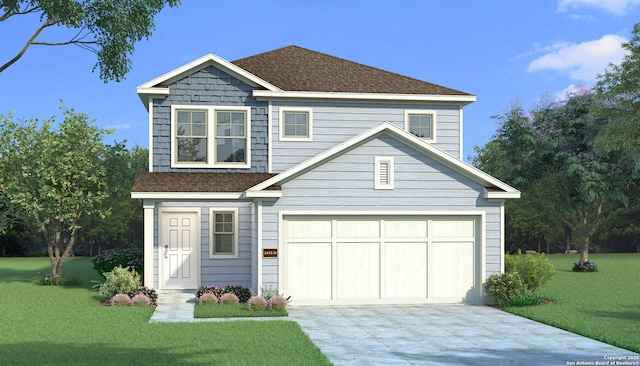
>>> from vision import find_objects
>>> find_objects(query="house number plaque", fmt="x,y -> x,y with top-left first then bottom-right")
263,249 -> 278,258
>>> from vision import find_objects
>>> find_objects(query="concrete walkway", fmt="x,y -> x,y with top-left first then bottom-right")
150,293 -> 638,365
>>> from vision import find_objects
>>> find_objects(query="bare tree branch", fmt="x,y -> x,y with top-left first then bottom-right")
0,18 -> 55,73
0,4 -> 40,22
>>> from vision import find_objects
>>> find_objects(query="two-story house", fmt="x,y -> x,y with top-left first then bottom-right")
132,45 -> 519,305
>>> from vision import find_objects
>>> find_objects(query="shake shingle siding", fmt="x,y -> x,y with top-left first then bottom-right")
271,102 -> 461,172
260,134 -> 503,291
151,66 -> 269,172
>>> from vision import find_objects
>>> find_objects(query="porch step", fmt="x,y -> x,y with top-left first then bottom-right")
156,290 -> 196,304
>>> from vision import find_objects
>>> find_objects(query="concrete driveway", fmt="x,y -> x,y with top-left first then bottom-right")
288,305 -> 638,366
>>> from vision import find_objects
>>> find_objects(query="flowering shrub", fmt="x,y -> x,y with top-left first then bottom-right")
197,293 -> 219,305
573,260 -> 598,272
247,296 -> 268,311
109,293 -> 131,307
485,272 -> 529,307
196,285 -> 224,299
36,271 -> 61,286
268,295 -> 289,311
92,248 -> 143,278
130,294 -> 152,307
128,286 -> 158,306
220,293 -> 239,305
98,266 -> 141,300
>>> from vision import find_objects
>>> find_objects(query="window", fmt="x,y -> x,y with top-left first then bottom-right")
171,106 -> 251,168
176,110 -> 207,163
374,157 -> 394,190
405,110 -> 436,142
215,110 -> 247,163
210,208 -> 238,258
280,108 -> 313,141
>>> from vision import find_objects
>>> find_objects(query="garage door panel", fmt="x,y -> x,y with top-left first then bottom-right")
430,241 -> 475,300
384,219 -> 428,238
336,242 -> 380,299
336,220 -> 380,238
431,218 -> 475,239
285,242 -> 332,301
383,242 -> 427,298
286,218 -> 332,239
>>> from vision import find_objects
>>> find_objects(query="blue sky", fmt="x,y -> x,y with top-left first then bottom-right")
1,0 -> 639,162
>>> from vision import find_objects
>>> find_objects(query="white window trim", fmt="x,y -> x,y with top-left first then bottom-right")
374,156 -> 394,190
279,107 -> 313,141
209,207 -> 239,259
405,109 -> 437,143
171,105 -> 251,169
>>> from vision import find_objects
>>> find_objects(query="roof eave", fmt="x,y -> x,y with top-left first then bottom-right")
252,90 -> 476,105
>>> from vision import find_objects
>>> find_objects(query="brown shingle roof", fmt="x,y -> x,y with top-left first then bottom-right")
232,45 -> 471,96
132,172 -> 280,193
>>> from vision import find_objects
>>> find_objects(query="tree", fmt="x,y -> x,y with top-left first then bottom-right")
487,90 -> 638,263
1,0 -> 180,82
595,22 -> 640,155
0,108 -> 111,277
78,143 -> 148,253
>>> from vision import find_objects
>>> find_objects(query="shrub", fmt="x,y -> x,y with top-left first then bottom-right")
247,296 -> 267,311
224,285 -> 252,303
195,285 -> 252,302
268,295 -> 289,311
128,286 -> 158,306
92,248 -> 143,278
197,293 -> 219,305
130,294 -> 152,307
98,266 -> 141,300
36,271 -> 61,286
505,250 -> 555,291
109,293 -> 131,307
220,293 -> 239,305
485,272 -> 528,307
573,260 -> 598,272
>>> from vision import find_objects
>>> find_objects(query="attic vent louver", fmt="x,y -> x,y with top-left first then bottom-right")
374,157 -> 394,190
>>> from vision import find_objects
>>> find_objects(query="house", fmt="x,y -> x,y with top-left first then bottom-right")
131,45 -> 520,306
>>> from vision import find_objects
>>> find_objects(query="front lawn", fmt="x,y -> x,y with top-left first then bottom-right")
505,253 -> 640,353
0,257 -> 330,366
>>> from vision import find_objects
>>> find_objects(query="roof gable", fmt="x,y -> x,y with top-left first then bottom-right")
232,46 -> 472,96
247,122 -> 520,199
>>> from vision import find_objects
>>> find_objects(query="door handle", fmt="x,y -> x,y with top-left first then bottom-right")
164,245 -> 168,258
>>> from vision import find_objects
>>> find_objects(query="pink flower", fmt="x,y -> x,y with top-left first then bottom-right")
268,295 -> 289,311
219,292 -> 239,305
109,293 -> 131,307
197,293 -> 219,305
247,296 -> 267,311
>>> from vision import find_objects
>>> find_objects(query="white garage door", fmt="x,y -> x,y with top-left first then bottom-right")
282,215 -> 481,306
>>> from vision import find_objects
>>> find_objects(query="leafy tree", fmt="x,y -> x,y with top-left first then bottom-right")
487,90 -> 638,263
0,108 -> 111,277
595,22 -> 640,155
78,143 -> 148,253
1,0 -> 181,82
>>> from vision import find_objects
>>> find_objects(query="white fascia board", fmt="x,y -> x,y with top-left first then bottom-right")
131,192 -> 244,200
249,121 -> 520,198
136,53 -> 282,108
485,189 -> 521,199
252,90 -> 476,105
241,190 -> 283,199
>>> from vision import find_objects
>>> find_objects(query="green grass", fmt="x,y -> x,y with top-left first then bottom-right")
505,253 -> 640,353
0,257 -> 331,366
194,302 -> 288,318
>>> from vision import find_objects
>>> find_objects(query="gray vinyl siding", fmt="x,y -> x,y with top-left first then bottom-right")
151,66 -> 269,172
271,102 -> 462,172
153,201 -> 254,289
260,133 -> 503,291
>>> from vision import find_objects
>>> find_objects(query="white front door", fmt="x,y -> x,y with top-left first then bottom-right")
160,211 -> 199,289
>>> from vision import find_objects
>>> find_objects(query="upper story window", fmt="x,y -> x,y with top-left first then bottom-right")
280,108 -> 313,141
171,105 -> 251,168
405,110 -> 436,142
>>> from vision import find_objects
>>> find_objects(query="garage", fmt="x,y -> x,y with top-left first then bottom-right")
282,215 -> 483,306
